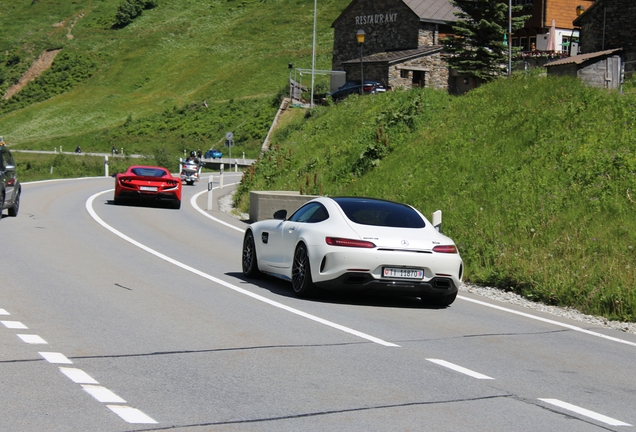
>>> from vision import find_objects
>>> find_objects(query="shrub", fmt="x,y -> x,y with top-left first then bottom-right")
114,0 -> 158,28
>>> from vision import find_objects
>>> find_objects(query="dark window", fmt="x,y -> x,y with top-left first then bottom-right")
289,202 -> 329,223
400,69 -> 409,78
131,168 -> 168,177
412,71 -> 425,87
334,197 -> 425,228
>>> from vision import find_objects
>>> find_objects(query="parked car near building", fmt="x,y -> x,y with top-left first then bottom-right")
329,80 -> 388,101
0,144 -> 21,218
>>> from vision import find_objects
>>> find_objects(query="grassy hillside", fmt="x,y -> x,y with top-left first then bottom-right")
0,0 -> 347,153
236,75 -> 636,322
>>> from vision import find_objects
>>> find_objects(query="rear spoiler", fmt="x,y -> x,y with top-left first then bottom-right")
432,210 -> 442,233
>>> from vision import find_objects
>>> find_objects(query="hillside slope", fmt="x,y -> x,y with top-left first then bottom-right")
236,76 -> 636,322
0,0 -> 347,145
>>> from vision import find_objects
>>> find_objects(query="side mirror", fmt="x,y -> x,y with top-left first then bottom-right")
273,209 -> 287,220
4,164 -> 16,173
432,210 -> 442,233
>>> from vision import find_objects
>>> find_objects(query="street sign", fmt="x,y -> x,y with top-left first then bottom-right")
225,132 -> 233,140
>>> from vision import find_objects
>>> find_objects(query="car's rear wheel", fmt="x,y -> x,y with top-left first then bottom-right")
8,190 -> 20,217
172,200 -> 181,210
425,292 -> 457,307
292,243 -> 316,298
242,230 -> 263,278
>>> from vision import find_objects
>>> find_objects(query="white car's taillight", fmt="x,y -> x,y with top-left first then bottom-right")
326,237 -> 376,248
433,245 -> 458,254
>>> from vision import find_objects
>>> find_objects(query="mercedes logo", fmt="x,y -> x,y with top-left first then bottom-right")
401,240 -> 409,247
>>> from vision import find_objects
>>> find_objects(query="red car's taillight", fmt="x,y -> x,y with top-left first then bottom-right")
433,245 -> 458,254
326,237 -> 376,248
363,85 -> 374,91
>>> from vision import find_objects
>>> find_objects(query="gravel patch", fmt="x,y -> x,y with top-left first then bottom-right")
218,190 -> 249,220
218,191 -> 635,335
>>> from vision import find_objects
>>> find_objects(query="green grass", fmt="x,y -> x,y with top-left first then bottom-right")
236,75 -> 636,322
0,0 -> 347,147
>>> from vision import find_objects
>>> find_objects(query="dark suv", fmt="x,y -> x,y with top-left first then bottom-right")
0,145 -> 21,218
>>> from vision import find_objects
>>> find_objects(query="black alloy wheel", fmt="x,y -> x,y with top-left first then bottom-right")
291,243 -> 316,297
242,231 -> 262,278
424,291 -> 457,307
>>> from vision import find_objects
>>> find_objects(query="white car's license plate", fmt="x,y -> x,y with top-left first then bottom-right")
383,267 -> 424,279
140,186 -> 158,191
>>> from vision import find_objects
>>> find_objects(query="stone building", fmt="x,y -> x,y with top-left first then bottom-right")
331,0 -> 461,92
573,0 -> 636,73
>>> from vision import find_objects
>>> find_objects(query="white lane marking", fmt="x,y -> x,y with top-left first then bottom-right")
459,296 -> 636,348
1,320 -> 28,329
0,308 -> 9,315
426,358 -> 494,380
82,385 -> 127,403
39,352 -> 73,364
107,405 -> 158,424
18,334 -> 47,344
190,180 -> 245,233
59,367 -> 99,384
87,189 -> 399,348
539,398 -> 632,427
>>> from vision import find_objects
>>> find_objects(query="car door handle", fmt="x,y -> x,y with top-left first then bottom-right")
288,227 -> 295,233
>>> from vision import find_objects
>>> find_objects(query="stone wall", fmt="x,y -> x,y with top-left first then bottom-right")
577,0 -> 636,69
249,191 -> 318,223
388,52 -> 449,91
332,0 -> 419,69
418,23 -> 437,46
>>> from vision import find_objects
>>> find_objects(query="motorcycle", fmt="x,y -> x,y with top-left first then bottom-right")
180,158 -> 201,185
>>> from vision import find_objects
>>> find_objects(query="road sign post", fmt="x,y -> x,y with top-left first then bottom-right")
225,132 -> 234,160
207,175 -> 214,211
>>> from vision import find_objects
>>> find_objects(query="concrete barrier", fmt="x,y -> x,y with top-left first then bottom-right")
249,191 -> 319,222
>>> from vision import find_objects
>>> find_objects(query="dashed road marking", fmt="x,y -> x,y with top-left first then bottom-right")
107,405 -> 158,424
82,385 -> 127,403
539,398 -> 632,427
39,351 -> 73,364
17,334 -> 47,344
2,320 -> 28,329
0,308 -> 10,315
59,367 -> 99,384
426,358 -> 494,380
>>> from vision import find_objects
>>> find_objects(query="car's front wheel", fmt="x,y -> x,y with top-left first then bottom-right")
291,243 -> 316,298
242,230 -> 263,278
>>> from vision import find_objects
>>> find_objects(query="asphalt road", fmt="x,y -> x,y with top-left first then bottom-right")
1,176 -> 635,431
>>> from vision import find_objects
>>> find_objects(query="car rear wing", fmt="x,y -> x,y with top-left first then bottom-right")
432,210 -> 442,233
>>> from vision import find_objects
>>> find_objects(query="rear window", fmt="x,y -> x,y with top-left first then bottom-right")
334,197 -> 425,228
131,168 -> 167,177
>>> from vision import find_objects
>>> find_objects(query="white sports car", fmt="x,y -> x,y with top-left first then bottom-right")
242,196 -> 463,306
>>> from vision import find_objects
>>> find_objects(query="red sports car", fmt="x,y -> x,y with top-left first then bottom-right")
114,165 -> 182,209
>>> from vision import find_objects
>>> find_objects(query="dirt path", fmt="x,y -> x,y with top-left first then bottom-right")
3,11 -> 85,100
2,49 -> 62,100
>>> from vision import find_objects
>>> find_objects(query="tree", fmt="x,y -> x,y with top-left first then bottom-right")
443,0 -> 530,81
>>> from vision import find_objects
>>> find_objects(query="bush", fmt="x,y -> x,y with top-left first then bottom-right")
114,0 -> 158,28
